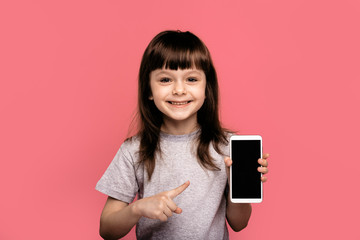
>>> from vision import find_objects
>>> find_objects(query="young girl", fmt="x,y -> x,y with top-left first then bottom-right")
96,30 -> 269,240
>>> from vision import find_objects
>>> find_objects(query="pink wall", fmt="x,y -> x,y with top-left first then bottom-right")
1,0 -> 359,239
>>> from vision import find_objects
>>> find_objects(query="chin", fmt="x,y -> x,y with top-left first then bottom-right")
163,112 -> 196,122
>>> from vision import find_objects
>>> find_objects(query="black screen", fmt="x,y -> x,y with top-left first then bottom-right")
231,140 -> 261,198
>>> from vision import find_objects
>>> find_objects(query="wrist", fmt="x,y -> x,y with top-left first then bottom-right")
130,199 -> 142,218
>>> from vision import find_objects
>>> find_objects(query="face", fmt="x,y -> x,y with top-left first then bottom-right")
149,68 -> 206,128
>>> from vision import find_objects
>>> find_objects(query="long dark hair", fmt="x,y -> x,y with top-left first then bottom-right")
135,30 -> 229,180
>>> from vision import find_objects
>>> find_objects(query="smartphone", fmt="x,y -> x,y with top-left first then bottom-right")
230,135 -> 263,203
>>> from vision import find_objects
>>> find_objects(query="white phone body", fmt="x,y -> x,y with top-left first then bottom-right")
230,135 -> 263,203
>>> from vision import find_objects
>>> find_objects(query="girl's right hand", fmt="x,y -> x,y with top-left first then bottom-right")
133,181 -> 190,222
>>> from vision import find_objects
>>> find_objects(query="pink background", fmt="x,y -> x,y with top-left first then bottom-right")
1,0 -> 359,239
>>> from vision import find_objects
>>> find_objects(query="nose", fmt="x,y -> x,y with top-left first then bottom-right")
172,80 -> 187,95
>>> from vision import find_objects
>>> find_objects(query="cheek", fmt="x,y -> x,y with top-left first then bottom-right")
151,88 -> 170,110
198,85 -> 207,100
194,87 -> 206,108
151,88 -> 167,100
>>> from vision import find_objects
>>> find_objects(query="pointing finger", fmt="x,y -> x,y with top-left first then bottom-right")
167,181 -> 190,199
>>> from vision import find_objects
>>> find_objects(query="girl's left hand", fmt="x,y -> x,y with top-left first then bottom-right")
224,153 -> 270,183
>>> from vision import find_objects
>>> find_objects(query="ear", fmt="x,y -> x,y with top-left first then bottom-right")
149,95 -> 154,100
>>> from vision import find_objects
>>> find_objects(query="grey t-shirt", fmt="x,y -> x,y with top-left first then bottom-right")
96,130 -> 230,240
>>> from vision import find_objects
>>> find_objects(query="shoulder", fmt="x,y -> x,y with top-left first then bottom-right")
122,134 -> 141,150
216,129 -> 236,156
116,135 -> 141,164
220,129 -> 235,146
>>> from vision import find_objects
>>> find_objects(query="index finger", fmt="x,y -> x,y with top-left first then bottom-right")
167,181 -> 190,199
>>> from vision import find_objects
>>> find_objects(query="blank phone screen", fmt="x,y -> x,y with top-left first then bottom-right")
231,140 -> 261,199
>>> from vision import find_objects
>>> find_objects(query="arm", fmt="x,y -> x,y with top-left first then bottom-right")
99,197 -> 141,240
224,153 -> 269,232
225,194 -> 252,232
99,181 -> 190,239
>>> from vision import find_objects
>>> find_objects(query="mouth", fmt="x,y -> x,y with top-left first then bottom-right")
167,101 -> 192,105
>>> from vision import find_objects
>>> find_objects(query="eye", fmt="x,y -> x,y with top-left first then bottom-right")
187,77 -> 198,82
160,77 -> 171,83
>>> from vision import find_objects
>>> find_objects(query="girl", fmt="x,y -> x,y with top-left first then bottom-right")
96,30 -> 269,240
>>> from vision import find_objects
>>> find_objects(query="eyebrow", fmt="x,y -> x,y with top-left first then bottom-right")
154,70 -> 203,77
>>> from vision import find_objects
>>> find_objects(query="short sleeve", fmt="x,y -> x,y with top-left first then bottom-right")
95,143 -> 139,203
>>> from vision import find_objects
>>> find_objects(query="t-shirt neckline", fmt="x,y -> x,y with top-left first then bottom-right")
159,128 -> 200,141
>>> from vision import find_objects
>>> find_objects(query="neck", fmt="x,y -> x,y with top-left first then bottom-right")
161,116 -> 199,135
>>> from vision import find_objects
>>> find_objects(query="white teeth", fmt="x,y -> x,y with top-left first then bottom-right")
169,101 -> 189,105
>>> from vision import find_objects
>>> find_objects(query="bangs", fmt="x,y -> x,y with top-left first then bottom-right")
155,47 -> 209,71
147,31 -> 211,72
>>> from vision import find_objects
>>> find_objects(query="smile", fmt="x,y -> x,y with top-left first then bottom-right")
167,101 -> 192,105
